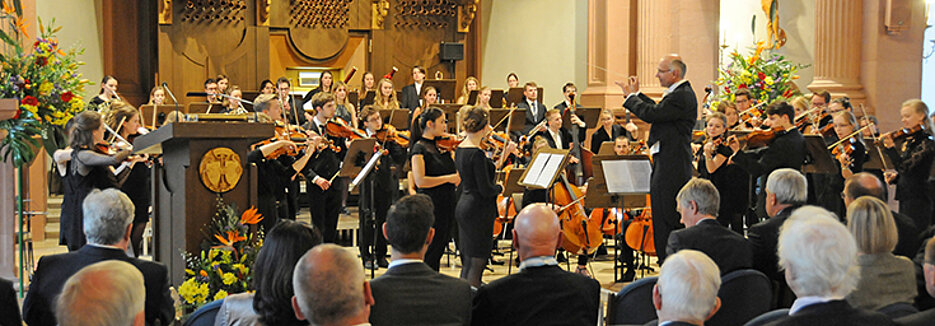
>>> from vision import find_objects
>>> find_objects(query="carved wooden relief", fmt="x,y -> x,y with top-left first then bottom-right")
394,0 -> 457,29
180,0 -> 247,23
457,0 -> 477,33
159,0 -> 173,25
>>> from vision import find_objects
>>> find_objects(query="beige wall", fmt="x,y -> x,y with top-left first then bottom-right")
36,0 -> 104,101
480,0 -> 588,106
719,0 -> 815,91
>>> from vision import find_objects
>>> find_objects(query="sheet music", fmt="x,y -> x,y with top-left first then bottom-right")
603,160 -> 652,194
522,153 -> 549,186
536,154 -> 565,187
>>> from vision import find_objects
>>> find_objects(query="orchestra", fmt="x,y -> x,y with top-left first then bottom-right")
65,68 -> 935,288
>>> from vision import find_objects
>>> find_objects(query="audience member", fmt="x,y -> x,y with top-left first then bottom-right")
895,237 -> 935,325
23,188 -> 173,326
0,277 -> 22,326
766,205 -> 894,325
55,260 -> 145,326
653,250 -> 722,326
667,178 -> 752,275
844,196 -> 917,311
843,172 -> 921,257
292,244 -> 374,326
216,220 -> 322,326
471,204 -> 600,325
369,194 -> 472,325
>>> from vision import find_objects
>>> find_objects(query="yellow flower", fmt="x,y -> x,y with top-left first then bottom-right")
222,272 -> 237,285
209,248 -> 219,260
764,77 -> 774,86
185,269 -> 195,275
38,81 -> 53,96
213,290 -> 229,301
178,278 -> 209,304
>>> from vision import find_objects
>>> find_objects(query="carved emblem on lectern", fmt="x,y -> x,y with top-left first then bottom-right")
199,147 -> 243,193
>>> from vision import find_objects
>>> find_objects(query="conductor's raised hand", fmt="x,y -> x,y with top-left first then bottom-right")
627,76 -> 640,94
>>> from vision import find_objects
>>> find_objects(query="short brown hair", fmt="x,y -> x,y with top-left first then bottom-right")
524,82 -> 538,90
734,89 -> 751,100
311,92 -> 335,110
462,106 -> 489,133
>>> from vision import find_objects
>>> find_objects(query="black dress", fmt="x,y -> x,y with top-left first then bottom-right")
695,141 -> 749,233
411,137 -> 457,271
60,148 -> 126,251
885,132 -> 935,229
590,125 -> 632,153
455,147 -> 501,259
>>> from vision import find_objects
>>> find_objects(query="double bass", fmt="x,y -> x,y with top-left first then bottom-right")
564,93 -> 593,186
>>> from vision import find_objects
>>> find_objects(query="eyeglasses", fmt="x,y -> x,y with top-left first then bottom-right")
657,68 -> 672,74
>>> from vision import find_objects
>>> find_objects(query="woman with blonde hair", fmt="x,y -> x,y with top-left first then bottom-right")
332,80 -> 358,128
147,86 -> 166,106
373,78 -> 400,110
882,99 -> 935,229
844,196 -> 916,311
457,76 -> 479,105
473,86 -> 492,110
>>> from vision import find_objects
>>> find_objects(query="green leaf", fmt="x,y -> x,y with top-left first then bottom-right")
751,15 -> 756,37
12,0 -> 21,17
0,28 -> 21,50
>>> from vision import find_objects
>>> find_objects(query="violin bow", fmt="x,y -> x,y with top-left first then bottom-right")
858,103 -> 890,170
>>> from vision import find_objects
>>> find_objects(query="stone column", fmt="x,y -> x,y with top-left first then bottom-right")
807,0 -> 865,101
635,0 -> 673,98
580,0 -> 637,110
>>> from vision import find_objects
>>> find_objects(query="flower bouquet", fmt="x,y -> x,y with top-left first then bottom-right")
711,41 -> 808,111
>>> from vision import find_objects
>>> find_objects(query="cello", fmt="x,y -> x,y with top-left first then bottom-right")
550,173 -> 603,255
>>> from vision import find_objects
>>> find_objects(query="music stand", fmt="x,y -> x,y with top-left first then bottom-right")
561,107 -> 601,129
518,148 -> 570,190
187,102 -> 220,114
344,138 -> 379,278
359,90 -> 376,107
423,79 -> 456,102
348,91 -> 359,108
489,108 -> 526,133
597,141 -> 616,155
468,90 -> 479,105
376,109 -> 410,130
862,138 -> 892,170
435,104 -> 464,131
490,90 -> 505,108
140,104 -> 183,129
586,154 -> 652,281
497,167 -> 527,275
506,87 -> 544,107
802,135 -> 837,174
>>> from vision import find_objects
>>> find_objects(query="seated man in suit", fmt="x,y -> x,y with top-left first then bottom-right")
23,188 -> 174,326
653,250 -> 723,326
472,203 -> 601,325
55,260 -> 145,326
844,172 -> 921,257
667,178 -> 752,275
518,82 -> 547,135
292,244 -> 374,326
0,277 -> 21,326
895,237 -> 935,325
369,194 -> 472,325
748,168 -> 806,307
768,206 -> 894,325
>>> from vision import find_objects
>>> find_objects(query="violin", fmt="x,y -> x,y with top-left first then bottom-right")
881,124 -> 924,142
325,117 -> 367,140
729,126 -> 785,149
372,124 -> 410,147
830,137 -> 857,162
436,134 -> 463,152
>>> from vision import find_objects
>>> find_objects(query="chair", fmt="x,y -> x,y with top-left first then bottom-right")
744,308 -> 790,326
607,276 -> 658,325
183,298 -> 225,326
878,302 -> 919,319
708,269 -> 772,326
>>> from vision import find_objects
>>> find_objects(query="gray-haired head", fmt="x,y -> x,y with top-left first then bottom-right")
766,168 -> 808,205
676,178 -> 720,217
779,206 -> 859,298
655,250 -> 721,323
83,188 -> 134,245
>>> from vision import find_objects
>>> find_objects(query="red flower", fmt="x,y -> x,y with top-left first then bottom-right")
757,72 -> 766,80
21,96 -> 38,106
738,84 -> 748,89
724,86 -> 730,93
61,91 -> 74,103
35,57 -> 47,66
12,108 -> 20,119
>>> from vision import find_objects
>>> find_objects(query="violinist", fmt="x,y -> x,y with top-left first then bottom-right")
729,101 -> 806,221
734,89 -> 761,129
696,112 -> 749,234
881,99 -> 935,229
248,94 -> 319,230
789,96 -> 813,134
60,110 -> 133,251
105,102 -> 153,257
722,102 -> 743,131
819,111 -> 868,217
302,92 -> 347,243
473,86 -> 493,110
358,71 -> 377,109
456,76 -> 479,105
410,107 -> 461,271
527,109 -> 586,157
590,108 -> 633,154
358,106 -> 408,269
147,86 -> 166,106
89,75 -> 119,108
277,77 -> 305,125
333,81 -> 358,129
810,90 -> 832,128
455,107 -> 516,287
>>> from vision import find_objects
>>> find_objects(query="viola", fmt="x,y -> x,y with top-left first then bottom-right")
883,124 -> 924,141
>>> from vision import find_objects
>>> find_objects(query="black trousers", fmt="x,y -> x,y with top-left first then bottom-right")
358,179 -> 391,261
308,182 -> 342,243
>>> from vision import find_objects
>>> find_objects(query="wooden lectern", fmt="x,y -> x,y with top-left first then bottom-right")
133,122 -> 274,285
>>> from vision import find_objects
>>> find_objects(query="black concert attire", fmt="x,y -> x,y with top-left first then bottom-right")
731,128 -> 807,221
455,147 -> 501,259
359,134 -> 407,265
623,80 -> 697,262
411,137 -> 458,271
885,131 -> 935,229
247,148 -> 302,231
818,136 -> 867,218
303,117 -> 347,243
87,95 -> 107,108
400,82 -> 423,111
590,124 -> 632,154
121,151 -> 151,257
695,137 -> 750,234
517,98 -> 547,135
60,148 -> 130,251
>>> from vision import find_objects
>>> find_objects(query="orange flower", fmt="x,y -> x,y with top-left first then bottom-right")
240,206 -> 263,225
199,270 -> 208,277
2,1 -> 13,15
215,230 -> 247,247
14,16 -> 29,39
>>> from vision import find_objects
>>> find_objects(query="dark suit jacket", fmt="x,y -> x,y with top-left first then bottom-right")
22,245 -> 174,326
748,205 -> 800,283
623,83 -> 696,221
370,262 -> 472,326
529,127 -> 586,152
400,83 -> 422,111
764,300 -> 894,326
302,119 -> 347,181
0,278 -> 21,326
895,307 -> 935,326
892,210 -> 921,258
472,264 -> 600,326
666,219 -> 752,275
517,99 -> 547,135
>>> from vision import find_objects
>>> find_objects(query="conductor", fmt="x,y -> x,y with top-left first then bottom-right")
615,54 -> 697,263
